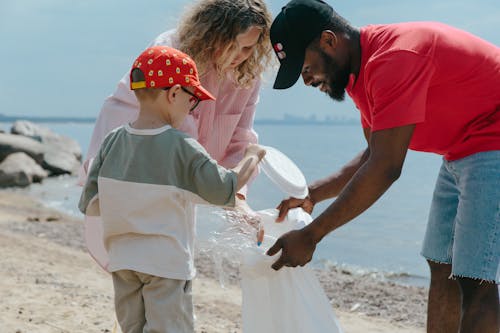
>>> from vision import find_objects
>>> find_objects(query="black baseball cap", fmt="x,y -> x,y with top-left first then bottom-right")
271,0 -> 333,89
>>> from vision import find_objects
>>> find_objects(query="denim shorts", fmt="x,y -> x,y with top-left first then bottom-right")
421,150 -> 500,283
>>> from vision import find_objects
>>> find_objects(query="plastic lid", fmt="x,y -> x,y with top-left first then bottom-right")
260,145 -> 308,199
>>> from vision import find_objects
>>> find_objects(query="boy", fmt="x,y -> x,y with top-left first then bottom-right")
78,46 -> 265,333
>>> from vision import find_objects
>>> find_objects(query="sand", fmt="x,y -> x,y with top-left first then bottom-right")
0,191 -> 426,333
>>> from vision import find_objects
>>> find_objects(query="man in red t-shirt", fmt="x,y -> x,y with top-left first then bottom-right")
267,0 -> 500,332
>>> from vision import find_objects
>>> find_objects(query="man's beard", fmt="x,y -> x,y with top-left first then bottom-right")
320,50 -> 350,102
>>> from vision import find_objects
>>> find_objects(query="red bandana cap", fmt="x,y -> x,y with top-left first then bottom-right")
130,46 -> 215,101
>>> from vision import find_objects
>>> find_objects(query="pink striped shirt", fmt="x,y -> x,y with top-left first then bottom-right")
81,30 -> 260,195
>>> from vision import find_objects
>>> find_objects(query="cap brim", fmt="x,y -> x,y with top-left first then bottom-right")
272,49 -> 305,90
192,85 -> 216,101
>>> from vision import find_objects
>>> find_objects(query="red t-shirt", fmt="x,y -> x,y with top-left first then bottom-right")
346,22 -> 500,161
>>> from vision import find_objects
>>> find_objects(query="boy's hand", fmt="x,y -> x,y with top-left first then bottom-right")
224,209 -> 264,245
244,144 -> 266,161
232,144 -> 265,192
234,195 -> 254,215
233,196 -> 265,245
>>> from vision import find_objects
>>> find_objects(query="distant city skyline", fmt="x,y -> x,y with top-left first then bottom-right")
0,112 -> 358,126
1,0 -> 498,121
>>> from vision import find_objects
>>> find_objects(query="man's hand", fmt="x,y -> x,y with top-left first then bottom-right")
266,228 -> 317,270
276,196 -> 315,222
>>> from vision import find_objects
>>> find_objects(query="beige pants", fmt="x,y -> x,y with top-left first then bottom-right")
112,270 -> 194,333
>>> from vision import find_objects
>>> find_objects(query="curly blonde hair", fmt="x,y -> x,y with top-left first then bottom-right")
177,0 -> 272,88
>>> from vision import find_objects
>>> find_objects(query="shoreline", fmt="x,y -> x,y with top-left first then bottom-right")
15,175 -> 432,289
0,191 -> 427,332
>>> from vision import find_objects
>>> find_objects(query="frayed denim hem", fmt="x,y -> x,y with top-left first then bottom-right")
449,274 -> 499,285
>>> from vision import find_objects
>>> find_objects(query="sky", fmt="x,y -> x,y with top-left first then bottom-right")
0,0 -> 499,120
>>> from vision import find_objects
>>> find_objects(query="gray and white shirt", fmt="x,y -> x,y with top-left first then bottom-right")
79,124 -> 237,279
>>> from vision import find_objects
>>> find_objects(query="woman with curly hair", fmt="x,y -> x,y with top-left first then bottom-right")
82,0 -> 272,205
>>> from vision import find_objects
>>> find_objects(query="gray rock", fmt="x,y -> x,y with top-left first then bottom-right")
0,133 -> 45,163
11,121 -> 51,140
0,152 -> 48,187
41,134 -> 83,165
42,147 -> 81,175
11,121 -> 82,161
10,121 -> 83,175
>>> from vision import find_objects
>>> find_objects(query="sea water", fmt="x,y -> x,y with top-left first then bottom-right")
6,122 -> 442,286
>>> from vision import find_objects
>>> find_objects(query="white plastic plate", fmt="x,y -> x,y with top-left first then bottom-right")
260,145 -> 308,199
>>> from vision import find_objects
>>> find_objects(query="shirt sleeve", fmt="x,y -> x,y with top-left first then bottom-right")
360,111 -> 370,129
219,79 -> 260,168
180,137 -> 238,207
218,79 -> 261,197
365,50 -> 436,131
78,143 -> 104,214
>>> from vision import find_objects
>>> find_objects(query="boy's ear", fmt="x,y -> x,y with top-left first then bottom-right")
165,84 -> 181,102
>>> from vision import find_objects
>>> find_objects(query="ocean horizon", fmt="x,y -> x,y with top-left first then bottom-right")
0,113 -> 359,126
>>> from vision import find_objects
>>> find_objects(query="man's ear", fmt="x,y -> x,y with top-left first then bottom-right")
319,30 -> 338,52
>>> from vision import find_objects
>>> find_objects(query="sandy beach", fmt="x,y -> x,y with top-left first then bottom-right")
0,191 -> 426,333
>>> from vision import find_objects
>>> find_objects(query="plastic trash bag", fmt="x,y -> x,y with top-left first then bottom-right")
200,207 -> 343,333
240,208 -> 343,333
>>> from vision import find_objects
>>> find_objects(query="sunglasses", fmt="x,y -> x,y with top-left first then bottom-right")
163,86 -> 200,112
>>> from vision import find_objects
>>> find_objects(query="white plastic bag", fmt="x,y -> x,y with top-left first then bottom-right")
241,208 -> 343,333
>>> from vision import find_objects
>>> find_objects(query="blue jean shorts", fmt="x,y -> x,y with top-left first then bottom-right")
421,150 -> 500,283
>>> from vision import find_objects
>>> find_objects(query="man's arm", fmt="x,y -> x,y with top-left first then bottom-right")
276,127 -> 371,221
309,127 -> 371,203
268,124 -> 415,270
307,124 -> 414,241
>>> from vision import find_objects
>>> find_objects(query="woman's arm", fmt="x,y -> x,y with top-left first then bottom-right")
219,79 -> 261,197
219,79 -> 261,167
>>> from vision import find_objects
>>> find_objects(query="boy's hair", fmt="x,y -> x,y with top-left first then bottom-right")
177,0 -> 272,87
131,68 -> 162,101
